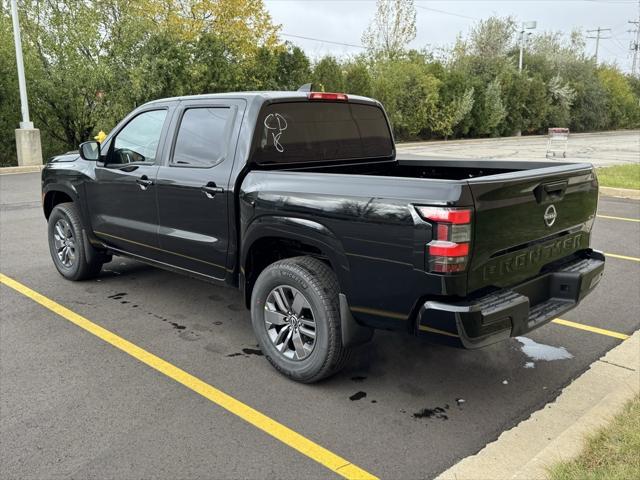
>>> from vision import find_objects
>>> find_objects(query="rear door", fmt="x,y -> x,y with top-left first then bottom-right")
466,164 -> 598,292
154,99 -> 244,280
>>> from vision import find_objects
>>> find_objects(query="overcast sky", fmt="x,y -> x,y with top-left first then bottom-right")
265,0 -> 639,73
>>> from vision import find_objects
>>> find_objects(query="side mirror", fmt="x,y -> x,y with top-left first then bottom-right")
79,141 -> 100,161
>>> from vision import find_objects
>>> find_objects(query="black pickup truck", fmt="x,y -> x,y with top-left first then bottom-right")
42,90 -> 605,382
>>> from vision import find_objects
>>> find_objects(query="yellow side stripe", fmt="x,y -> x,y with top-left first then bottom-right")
418,325 -> 460,338
605,252 -> 640,263
597,215 -> 640,223
0,273 -> 377,480
551,318 -> 629,340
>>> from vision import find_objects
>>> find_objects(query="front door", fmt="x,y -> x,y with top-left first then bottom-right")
155,101 -> 242,280
88,108 -> 170,258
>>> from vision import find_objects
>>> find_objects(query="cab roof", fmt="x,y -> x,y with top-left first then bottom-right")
143,91 -> 379,107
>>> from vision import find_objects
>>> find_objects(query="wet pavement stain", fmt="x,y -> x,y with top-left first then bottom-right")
227,304 -> 245,312
242,348 -> 263,356
226,348 -> 264,358
349,391 -> 367,401
213,321 -> 223,326
179,331 -> 201,341
413,405 -> 450,420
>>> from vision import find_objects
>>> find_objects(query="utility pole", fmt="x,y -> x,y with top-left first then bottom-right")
9,0 -> 42,166
586,27 -> 612,64
630,18 -> 640,76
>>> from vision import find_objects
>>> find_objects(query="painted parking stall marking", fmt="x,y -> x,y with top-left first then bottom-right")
596,215 -> 640,223
0,273 -> 378,480
605,252 -> 640,263
551,318 -> 629,340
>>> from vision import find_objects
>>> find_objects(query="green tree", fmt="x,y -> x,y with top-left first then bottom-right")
312,56 -> 344,92
344,59 -> 373,97
371,58 -> 440,139
362,0 -> 416,60
598,67 -> 640,128
479,79 -> 507,136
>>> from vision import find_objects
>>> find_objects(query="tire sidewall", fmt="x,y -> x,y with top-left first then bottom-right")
48,205 -> 83,279
251,262 -> 333,380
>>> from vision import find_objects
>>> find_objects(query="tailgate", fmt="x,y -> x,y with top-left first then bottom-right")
466,164 -> 598,293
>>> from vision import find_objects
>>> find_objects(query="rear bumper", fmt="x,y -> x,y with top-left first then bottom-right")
416,249 -> 605,348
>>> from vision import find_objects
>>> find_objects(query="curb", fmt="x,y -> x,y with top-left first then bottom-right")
599,186 -> 640,200
0,165 -> 44,175
436,329 -> 639,480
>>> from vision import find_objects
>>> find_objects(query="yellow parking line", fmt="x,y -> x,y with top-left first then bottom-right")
597,215 -> 640,223
551,318 -> 629,340
0,273 -> 377,480
605,252 -> 640,263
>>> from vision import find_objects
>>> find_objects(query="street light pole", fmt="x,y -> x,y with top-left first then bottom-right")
10,0 -> 42,167
518,21 -> 537,73
10,0 -> 32,129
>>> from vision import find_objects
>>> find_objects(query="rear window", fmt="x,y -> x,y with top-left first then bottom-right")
252,102 -> 393,165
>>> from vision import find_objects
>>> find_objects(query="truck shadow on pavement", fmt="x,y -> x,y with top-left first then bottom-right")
93,257 -> 573,423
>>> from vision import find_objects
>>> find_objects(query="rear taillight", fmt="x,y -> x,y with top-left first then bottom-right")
307,92 -> 348,101
415,206 -> 472,274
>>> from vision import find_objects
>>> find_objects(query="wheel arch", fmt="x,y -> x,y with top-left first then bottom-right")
240,216 -> 352,308
43,185 -> 78,220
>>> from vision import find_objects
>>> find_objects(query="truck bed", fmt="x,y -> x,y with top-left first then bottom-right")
285,156 -> 585,181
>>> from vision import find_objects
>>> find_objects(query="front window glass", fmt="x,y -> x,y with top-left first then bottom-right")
112,110 -> 167,164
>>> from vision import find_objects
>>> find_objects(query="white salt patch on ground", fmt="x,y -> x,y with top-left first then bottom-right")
516,337 -> 573,362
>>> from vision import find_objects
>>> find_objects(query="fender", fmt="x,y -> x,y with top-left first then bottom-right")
42,182 -> 80,217
42,166 -> 100,248
241,214 -> 353,300
241,215 -> 373,346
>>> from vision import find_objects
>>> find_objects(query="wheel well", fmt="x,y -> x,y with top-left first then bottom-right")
43,190 -> 73,219
243,237 -> 329,307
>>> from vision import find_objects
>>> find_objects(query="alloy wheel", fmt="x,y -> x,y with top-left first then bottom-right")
264,285 -> 317,360
53,218 -> 76,268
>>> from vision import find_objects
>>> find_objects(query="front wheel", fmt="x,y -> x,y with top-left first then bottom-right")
250,256 -> 351,383
48,202 -> 104,281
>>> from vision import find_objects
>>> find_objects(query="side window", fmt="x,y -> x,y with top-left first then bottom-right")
171,107 -> 231,167
111,110 -> 167,165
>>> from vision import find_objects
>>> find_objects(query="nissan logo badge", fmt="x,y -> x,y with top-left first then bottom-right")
544,204 -> 557,227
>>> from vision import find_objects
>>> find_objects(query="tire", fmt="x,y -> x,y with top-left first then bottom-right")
250,256 -> 352,383
48,202 -> 104,280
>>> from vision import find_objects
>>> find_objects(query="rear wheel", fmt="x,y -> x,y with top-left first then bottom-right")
48,202 -> 105,280
250,256 -> 351,383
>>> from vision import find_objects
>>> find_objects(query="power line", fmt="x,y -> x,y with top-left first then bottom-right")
280,33 -> 365,49
415,5 -> 478,21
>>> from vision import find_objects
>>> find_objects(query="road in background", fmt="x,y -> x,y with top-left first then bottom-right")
1,172 -> 638,479
397,130 -> 640,167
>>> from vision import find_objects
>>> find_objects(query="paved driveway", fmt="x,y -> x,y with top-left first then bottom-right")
1,171 -> 638,479
397,130 -> 640,166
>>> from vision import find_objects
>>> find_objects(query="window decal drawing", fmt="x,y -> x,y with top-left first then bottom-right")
264,113 -> 287,153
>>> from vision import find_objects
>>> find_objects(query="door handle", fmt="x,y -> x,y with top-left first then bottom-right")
201,183 -> 224,199
136,175 -> 153,190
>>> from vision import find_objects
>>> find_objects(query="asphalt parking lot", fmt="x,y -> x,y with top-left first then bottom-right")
1,171 -> 639,479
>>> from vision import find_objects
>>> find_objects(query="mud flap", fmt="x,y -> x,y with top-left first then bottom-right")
339,293 -> 374,347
